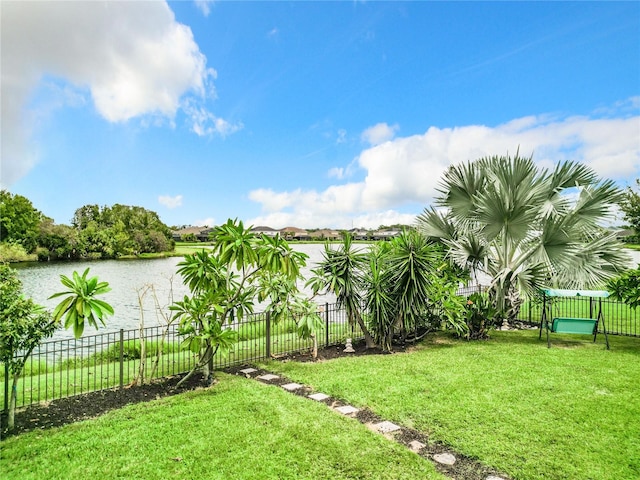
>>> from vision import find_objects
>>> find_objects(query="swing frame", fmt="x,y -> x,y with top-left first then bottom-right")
538,288 -> 610,350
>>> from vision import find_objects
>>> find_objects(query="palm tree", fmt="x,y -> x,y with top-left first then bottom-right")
307,232 -> 377,348
418,152 -> 629,323
385,230 -> 442,340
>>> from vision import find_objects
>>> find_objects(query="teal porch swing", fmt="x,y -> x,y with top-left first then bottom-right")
538,288 -> 610,350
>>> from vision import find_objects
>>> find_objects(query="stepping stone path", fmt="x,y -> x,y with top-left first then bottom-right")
409,440 -> 426,453
235,367 -> 511,480
281,383 -> 303,391
334,405 -> 359,415
433,452 -> 457,466
374,421 -> 401,434
308,393 -> 330,401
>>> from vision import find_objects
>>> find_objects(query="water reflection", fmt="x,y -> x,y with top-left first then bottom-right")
15,244 -> 342,340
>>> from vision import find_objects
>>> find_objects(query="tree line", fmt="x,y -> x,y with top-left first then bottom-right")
0,190 -> 174,262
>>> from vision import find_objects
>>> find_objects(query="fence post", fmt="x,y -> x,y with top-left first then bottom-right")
3,363 -> 8,415
265,312 -> 271,358
589,298 -> 594,319
325,303 -> 330,347
119,329 -> 124,389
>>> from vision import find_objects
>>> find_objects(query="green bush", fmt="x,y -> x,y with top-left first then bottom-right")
0,242 -> 35,262
463,293 -> 499,339
607,267 -> 640,309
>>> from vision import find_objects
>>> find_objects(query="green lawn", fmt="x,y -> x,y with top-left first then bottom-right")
1,375 -> 444,480
262,330 -> 640,480
3,330 -> 639,479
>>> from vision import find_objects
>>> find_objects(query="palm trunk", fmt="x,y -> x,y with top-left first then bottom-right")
354,312 -> 377,349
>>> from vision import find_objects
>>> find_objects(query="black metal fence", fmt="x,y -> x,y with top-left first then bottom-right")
517,295 -> 640,337
2,302 -> 362,413
3,291 -> 639,414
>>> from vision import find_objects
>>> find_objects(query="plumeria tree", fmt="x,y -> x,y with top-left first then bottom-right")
418,152 -> 630,323
1,265 -> 112,431
172,219 -> 309,386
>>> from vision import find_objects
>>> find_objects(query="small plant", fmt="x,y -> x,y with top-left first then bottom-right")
607,266 -> 640,309
49,268 -> 114,337
463,293 -> 499,340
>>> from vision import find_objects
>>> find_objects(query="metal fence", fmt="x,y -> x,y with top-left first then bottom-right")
517,295 -> 640,337
3,291 -> 639,414
2,302 -> 363,413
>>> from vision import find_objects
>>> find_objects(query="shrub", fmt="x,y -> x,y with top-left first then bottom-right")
463,293 -> 499,340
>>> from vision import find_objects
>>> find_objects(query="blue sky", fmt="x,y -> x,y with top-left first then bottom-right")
2,1 -> 639,229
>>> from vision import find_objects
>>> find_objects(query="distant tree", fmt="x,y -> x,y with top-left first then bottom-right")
181,233 -> 197,242
37,219 -> 80,260
72,204 -> 174,257
0,190 -> 45,253
620,179 -> 640,235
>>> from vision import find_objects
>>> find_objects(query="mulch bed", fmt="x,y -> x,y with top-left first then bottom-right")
1,373 -> 207,438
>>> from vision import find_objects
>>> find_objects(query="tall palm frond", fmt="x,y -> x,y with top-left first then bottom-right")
417,152 -> 629,321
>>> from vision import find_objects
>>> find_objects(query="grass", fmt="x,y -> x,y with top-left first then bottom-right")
4,328 -> 639,479
261,330 -> 640,480
0,375 -> 444,480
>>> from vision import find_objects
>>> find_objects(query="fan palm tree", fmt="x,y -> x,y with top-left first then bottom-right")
418,152 -> 629,322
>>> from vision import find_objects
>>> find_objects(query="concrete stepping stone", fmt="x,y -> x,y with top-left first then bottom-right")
257,374 -> 280,381
408,440 -> 426,453
281,382 -> 303,391
239,368 -> 257,375
433,452 -> 456,465
374,421 -> 401,433
308,393 -> 330,401
334,405 -> 359,415
486,476 -> 507,480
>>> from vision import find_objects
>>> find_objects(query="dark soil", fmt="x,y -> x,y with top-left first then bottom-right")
1,373 -> 207,439
2,340 -> 510,480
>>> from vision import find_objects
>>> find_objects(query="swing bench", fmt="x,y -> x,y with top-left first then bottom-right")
538,288 -> 610,350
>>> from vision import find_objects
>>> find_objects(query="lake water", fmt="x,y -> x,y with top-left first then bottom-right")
14,245 -> 640,341
14,244 -> 341,340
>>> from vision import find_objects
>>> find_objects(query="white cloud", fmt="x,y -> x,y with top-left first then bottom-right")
194,0 -> 214,17
267,27 -> 279,39
328,158 -> 359,180
336,128 -> 347,144
193,217 -> 215,228
158,195 -> 183,209
248,101 -> 640,229
361,122 -> 399,146
328,167 -> 346,179
1,1 -> 234,187
183,99 -> 244,137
